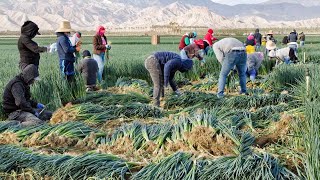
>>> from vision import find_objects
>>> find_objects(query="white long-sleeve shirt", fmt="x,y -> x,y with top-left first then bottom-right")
212,38 -> 244,64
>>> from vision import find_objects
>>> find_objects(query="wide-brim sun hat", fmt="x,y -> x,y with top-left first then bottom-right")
267,30 -> 273,35
55,20 -> 75,33
266,41 -> 276,50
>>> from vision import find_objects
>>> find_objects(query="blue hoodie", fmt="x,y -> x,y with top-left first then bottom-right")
56,32 -> 76,75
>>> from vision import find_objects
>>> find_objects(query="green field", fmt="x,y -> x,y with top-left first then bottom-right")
0,35 -> 319,179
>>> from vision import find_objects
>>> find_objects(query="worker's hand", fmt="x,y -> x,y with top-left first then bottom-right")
105,44 -> 111,50
37,103 -> 45,109
76,46 -> 81,52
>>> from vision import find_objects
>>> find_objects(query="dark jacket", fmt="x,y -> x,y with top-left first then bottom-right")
2,65 -> 39,115
93,34 -> 107,55
78,57 -> 99,86
57,33 -> 76,75
288,32 -> 298,42
254,29 -> 262,45
18,21 -> 47,69
282,36 -> 289,45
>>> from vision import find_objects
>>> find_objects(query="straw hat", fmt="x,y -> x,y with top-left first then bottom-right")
267,30 -> 273,35
55,20 -> 74,33
266,40 -> 276,50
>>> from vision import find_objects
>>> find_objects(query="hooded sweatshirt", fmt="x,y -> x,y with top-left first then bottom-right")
18,21 -> 47,69
2,65 -> 39,115
204,29 -> 218,46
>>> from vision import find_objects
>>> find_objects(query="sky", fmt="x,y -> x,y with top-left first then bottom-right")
211,0 -> 269,5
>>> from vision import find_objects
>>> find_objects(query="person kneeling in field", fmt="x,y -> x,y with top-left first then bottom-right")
78,50 -> 99,92
268,46 -> 298,65
2,65 -> 52,127
247,52 -> 264,82
145,52 -> 193,107
212,38 -> 247,99
180,39 -> 207,65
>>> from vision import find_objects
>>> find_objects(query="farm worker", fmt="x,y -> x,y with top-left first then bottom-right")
261,35 -> 267,46
212,38 -> 247,98
189,31 -> 197,44
288,29 -> 298,43
287,29 -> 298,53
18,21 -> 49,70
78,50 -> 99,92
178,32 -> 196,50
245,33 -> 256,54
145,52 -> 193,107
254,28 -> 262,51
2,65 -> 52,127
282,36 -> 289,45
93,25 -> 111,83
204,28 -> 218,53
247,52 -> 264,82
69,32 -> 82,62
204,29 -> 218,46
56,20 -> 80,82
268,46 -> 298,65
180,39 -> 207,64
299,32 -> 305,47
266,41 -> 277,58
266,30 -> 277,44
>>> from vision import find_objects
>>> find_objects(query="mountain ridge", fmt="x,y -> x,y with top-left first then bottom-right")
0,0 -> 320,32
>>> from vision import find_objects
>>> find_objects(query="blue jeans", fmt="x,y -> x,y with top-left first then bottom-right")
59,59 -> 65,77
284,56 -> 291,64
93,52 -> 105,83
255,44 -> 261,51
218,51 -> 247,96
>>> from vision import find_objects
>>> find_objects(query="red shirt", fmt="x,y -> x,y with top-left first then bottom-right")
204,33 -> 218,46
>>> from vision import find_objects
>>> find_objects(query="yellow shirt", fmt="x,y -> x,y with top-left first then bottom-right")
246,45 -> 255,54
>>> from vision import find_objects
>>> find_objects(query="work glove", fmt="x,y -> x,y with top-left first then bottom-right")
35,112 -> 40,117
37,103 -> 45,109
106,44 -> 111,50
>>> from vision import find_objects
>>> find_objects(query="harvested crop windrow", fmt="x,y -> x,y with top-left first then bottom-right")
198,153 -> 298,180
72,92 -> 150,106
255,113 -> 295,148
0,145 -> 139,180
0,122 -> 105,150
115,77 -> 152,95
192,79 -> 218,91
51,102 -> 162,125
132,151 -> 298,180
226,93 -> 294,109
96,112 -> 240,161
164,91 -> 223,109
